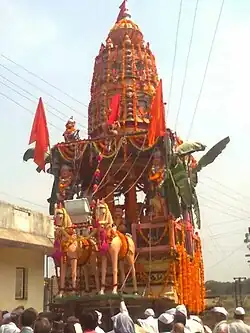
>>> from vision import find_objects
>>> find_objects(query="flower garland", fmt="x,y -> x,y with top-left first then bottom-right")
176,225 -> 205,313
138,224 -> 169,246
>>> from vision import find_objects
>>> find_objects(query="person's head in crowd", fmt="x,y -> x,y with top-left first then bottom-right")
144,309 -> 155,318
52,320 -> 64,333
234,307 -> 245,321
158,313 -> 174,333
172,323 -> 185,333
174,305 -> 187,326
10,312 -> 20,326
21,308 -> 38,328
2,312 -> 11,324
38,312 -> 54,324
13,306 -> 25,316
63,323 -> 75,333
34,318 -> 51,333
79,311 -> 98,332
210,307 -> 228,329
211,307 -> 228,323
113,313 -> 135,333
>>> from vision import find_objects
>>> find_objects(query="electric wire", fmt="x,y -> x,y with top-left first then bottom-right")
0,74 -> 88,131
0,80 -> 66,124
175,0 -> 199,131
167,0 -> 183,116
202,175 -> 250,202
1,54 -> 88,108
0,62 -> 88,118
186,0 -> 225,138
0,91 -> 61,132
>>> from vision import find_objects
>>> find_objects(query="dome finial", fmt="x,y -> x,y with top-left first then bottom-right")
116,0 -> 131,23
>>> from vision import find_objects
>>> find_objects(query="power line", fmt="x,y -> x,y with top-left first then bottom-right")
199,194 -> 250,220
186,0 -> 225,138
207,244 -> 244,269
0,73 -> 87,131
200,200 -> 250,221
1,54 -> 89,108
167,0 -> 183,117
0,190 -> 48,210
0,80 -> 66,124
0,90 -> 61,132
175,0 -> 199,131
199,184 -> 250,217
0,62 -> 88,119
202,175 -> 250,202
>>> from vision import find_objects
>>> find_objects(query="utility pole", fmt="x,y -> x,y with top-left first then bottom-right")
233,277 -> 247,307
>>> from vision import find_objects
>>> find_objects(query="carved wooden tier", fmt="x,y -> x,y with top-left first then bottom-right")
88,12 -> 159,138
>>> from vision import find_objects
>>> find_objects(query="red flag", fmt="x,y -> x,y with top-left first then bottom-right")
107,94 -> 121,125
148,79 -> 166,146
116,0 -> 127,22
29,97 -> 49,171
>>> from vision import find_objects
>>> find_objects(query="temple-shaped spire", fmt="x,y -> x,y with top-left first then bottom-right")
116,0 -> 131,22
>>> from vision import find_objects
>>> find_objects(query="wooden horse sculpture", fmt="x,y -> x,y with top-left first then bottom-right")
94,200 -> 138,295
54,207 -> 100,297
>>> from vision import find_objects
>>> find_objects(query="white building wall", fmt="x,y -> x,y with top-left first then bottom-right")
0,247 -> 44,312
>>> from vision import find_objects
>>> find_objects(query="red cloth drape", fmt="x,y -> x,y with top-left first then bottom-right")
148,79 -> 166,146
107,94 -> 121,125
29,97 -> 49,171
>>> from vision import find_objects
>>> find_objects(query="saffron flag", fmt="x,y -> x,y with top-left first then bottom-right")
29,97 -> 49,171
148,79 -> 166,146
108,94 -> 121,125
116,0 -> 127,22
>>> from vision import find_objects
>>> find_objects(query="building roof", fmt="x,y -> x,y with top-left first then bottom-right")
0,227 -> 53,252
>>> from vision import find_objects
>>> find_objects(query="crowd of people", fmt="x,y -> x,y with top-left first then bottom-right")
0,302 -> 250,333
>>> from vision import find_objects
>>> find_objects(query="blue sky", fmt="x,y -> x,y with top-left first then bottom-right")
0,0 -> 250,281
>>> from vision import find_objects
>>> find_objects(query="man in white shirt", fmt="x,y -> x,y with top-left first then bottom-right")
0,313 -> 20,333
229,307 -> 250,333
211,307 -> 228,333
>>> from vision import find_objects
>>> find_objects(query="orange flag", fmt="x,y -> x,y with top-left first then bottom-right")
29,97 -> 50,171
148,79 -> 166,146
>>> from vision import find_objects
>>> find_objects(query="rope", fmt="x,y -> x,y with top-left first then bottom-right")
122,154 -> 153,196
120,252 -> 140,291
96,153 -> 132,193
103,136 -> 147,200
92,138 -> 124,195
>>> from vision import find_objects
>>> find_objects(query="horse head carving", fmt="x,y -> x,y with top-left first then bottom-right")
95,199 -> 114,228
54,207 -> 72,228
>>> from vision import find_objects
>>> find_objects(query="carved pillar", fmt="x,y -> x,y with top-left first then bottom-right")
124,175 -> 137,228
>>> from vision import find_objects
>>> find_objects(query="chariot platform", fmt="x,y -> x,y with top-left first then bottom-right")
50,293 -> 176,329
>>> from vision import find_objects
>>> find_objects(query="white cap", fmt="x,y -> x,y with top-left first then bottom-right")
3,313 -> 11,320
235,307 -> 245,315
95,310 -> 102,325
176,305 -> 187,317
144,308 -> 155,317
211,307 -> 228,317
158,313 -> 174,325
166,308 -> 176,316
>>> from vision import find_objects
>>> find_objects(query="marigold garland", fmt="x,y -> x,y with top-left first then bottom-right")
175,224 -> 205,313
